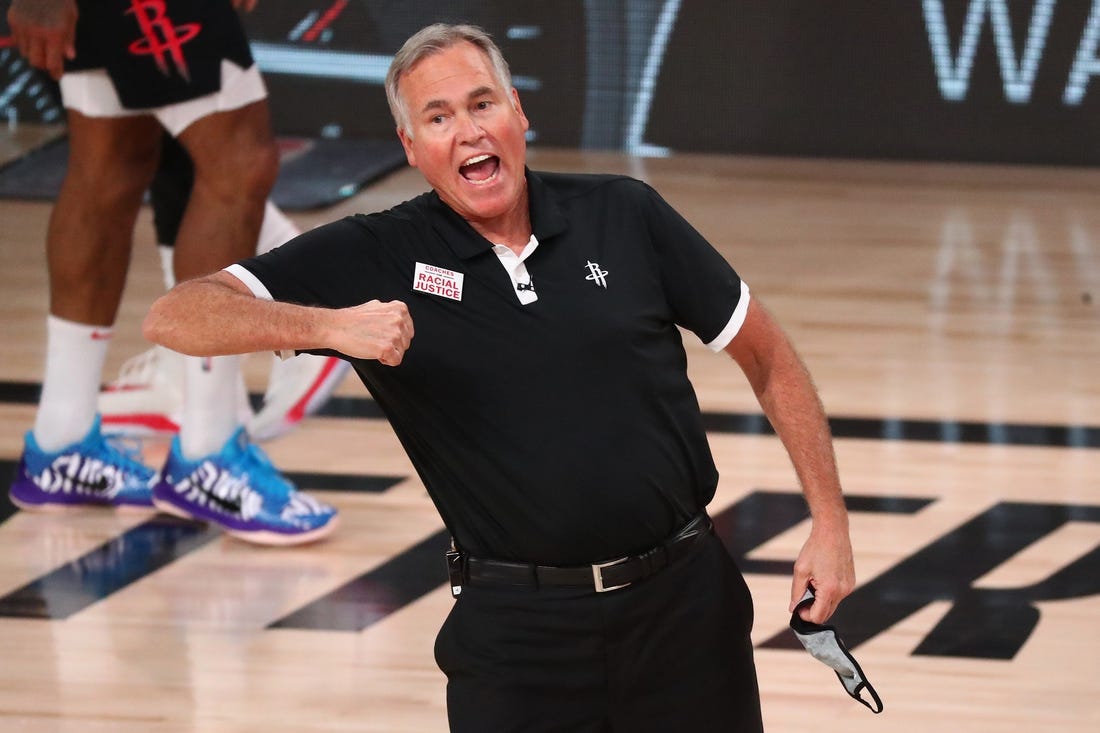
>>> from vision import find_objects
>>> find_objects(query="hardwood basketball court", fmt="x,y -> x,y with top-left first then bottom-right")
0,134 -> 1097,732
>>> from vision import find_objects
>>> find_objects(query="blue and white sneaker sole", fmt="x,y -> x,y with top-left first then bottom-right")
152,496 -> 340,546
9,492 -> 153,515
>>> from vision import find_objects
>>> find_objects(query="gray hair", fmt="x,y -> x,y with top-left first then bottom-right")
385,23 -> 514,137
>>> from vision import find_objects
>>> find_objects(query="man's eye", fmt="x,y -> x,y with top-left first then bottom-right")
431,115 -> 446,124
475,101 -> 491,110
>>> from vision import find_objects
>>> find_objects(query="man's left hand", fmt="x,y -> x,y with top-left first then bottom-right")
788,522 -> 856,624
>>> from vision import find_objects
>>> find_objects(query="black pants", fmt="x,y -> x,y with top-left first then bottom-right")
434,533 -> 764,733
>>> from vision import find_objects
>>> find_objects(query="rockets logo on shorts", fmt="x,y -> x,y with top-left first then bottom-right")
412,262 -> 464,302
126,0 -> 202,80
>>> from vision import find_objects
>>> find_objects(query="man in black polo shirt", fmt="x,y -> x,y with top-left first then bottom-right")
145,22 -> 856,733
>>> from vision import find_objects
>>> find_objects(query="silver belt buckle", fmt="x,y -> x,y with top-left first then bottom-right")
592,556 -> 631,593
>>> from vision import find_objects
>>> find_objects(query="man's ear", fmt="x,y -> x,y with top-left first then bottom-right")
397,126 -> 417,167
511,88 -> 529,133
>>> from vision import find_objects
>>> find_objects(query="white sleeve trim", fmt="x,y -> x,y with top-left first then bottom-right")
704,281 -> 751,352
223,264 -> 295,359
224,263 -> 274,300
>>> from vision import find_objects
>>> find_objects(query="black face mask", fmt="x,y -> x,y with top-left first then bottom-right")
790,588 -> 884,714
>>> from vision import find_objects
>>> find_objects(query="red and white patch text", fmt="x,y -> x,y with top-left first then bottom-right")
412,262 -> 464,302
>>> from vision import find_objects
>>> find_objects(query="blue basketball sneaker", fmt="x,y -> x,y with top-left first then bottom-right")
10,415 -> 156,511
152,427 -> 339,546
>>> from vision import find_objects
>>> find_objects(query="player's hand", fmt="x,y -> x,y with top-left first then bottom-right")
7,0 -> 77,81
788,522 -> 855,624
330,300 -> 414,366
232,0 -> 259,12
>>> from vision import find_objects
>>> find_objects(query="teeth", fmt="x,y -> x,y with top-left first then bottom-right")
461,154 -> 492,167
459,154 -> 498,185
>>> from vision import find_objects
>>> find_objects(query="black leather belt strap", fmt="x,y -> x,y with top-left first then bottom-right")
457,513 -> 713,594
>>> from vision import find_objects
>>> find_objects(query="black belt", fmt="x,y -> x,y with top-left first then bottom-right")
448,514 -> 713,595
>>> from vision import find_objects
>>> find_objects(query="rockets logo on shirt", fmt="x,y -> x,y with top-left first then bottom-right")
413,262 -> 464,302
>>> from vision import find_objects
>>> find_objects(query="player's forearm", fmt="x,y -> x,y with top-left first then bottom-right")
143,276 -> 333,357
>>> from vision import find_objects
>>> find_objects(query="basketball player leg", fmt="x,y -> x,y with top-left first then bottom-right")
98,110 -> 349,441
175,97 -> 349,445
169,98 -> 275,460
148,98 -> 340,546
158,98 -> 275,462
174,98 -> 278,280
37,110 -> 163,449
10,111 -> 164,512
48,110 -> 162,326
173,98 -> 349,440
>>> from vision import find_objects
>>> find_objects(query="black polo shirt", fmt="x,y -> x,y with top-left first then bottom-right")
233,170 -> 749,565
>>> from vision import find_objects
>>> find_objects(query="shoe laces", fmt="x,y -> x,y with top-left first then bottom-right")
109,348 -> 160,388
101,434 -> 154,476
241,442 -> 293,501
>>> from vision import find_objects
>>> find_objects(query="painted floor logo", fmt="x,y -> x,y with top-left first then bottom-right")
3,489 -> 1096,661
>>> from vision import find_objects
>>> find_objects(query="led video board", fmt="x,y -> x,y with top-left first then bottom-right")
2,1 -> 1098,165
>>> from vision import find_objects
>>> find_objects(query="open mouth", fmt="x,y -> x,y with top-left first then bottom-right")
459,154 -> 500,184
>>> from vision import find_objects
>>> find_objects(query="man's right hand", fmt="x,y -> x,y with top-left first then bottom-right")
7,0 -> 77,81
330,300 -> 415,367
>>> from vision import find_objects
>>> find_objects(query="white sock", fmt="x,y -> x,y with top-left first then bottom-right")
157,244 -> 176,290
34,315 -> 112,452
257,200 -> 301,255
171,202 -> 296,460
180,354 -> 243,459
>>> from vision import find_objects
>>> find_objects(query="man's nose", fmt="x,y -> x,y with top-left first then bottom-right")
455,113 -> 486,143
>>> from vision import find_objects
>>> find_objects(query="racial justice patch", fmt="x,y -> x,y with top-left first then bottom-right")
412,262 -> 464,301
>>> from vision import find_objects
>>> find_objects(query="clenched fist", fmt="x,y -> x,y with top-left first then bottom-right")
328,300 -> 414,366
